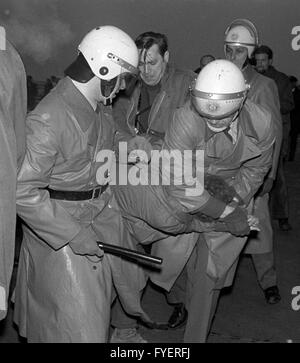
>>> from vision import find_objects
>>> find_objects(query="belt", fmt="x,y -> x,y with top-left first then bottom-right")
45,184 -> 108,201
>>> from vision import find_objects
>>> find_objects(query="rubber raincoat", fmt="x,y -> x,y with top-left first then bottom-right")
106,98 -> 275,290
149,98 -> 275,343
95,97 -> 275,343
150,98 -> 275,289
242,65 -> 282,254
0,40 -> 27,320
14,77 -> 149,343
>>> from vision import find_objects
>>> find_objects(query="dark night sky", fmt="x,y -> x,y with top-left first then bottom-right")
1,0 -> 299,80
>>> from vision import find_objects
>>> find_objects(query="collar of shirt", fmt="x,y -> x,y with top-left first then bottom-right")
204,106 -> 259,144
227,119 -> 238,143
204,120 -> 238,144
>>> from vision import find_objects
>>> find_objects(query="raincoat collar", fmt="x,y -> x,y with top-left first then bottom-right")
204,124 -> 217,142
240,103 -> 260,141
203,105 -> 259,142
205,103 -> 260,159
56,77 -> 98,132
194,97 -> 259,144
242,64 -> 257,84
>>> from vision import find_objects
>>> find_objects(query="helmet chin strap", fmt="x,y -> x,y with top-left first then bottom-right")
206,111 -> 238,132
100,75 -> 120,105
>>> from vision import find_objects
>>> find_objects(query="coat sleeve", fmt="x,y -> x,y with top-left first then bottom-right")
16,112 -> 82,250
257,79 -> 282,179
112,94 -> 136,136
0,105 -> 17,320
163,106 -> 226,218
0,41 -> 26,320
230,103 -> 276,205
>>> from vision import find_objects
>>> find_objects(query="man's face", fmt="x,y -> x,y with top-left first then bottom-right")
200,56 -> 215,70
204,114 -> 236,133
255,53 -> 271,73
225,45 -> 248,70
138,44 -> 168,86
98,74 -> 126,104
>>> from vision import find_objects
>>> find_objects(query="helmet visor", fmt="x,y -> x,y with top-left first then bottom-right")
107,52 -> 139,76
64,53 -> 94,83
192,90 -> 247,120
192,89 -> 247,100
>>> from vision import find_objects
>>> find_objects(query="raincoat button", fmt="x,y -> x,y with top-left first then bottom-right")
93,266 -> 97,270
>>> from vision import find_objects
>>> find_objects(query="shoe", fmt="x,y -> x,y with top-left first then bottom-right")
110,328 -> 147,343
264,285 -> 281,304
168,303 -> 188,329
278,219 -> 292,231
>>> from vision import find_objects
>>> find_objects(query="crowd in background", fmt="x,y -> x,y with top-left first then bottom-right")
26,75 -> 60,111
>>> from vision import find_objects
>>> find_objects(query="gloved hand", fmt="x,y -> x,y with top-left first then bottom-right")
69,226 -> 104,258
127,135 -> 152,164
219,206 -> 251,237
258,177 -> 274,197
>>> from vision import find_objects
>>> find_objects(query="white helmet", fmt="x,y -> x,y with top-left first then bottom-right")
224,19 -> 259,58
78,25 -> 139,80
192,59 -> 248,119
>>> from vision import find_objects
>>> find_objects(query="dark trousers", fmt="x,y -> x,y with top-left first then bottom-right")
270,153 -> 289,219
184,238 -> 223,342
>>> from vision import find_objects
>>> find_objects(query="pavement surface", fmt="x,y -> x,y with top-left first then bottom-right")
1,143 -> 300,344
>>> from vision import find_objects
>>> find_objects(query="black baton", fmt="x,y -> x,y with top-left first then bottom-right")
97,241 -> 162,265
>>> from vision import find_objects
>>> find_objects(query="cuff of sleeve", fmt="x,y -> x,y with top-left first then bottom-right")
191,195 -> 226,219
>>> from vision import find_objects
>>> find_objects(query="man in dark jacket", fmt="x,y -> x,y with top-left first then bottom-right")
0,37 -> 27,320
113,31 -> 196,144
289,76 -> 300,161
111,31 -> 196,342
254,45 -> 294,231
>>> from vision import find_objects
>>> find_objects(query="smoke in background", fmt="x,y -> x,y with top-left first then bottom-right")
0,0 -> 74,63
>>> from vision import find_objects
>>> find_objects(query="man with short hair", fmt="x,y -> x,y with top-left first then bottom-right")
113,31 -> 196,143
254,45 -> 294,232
111,31 -> 196,343
194,54 -> 215,73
